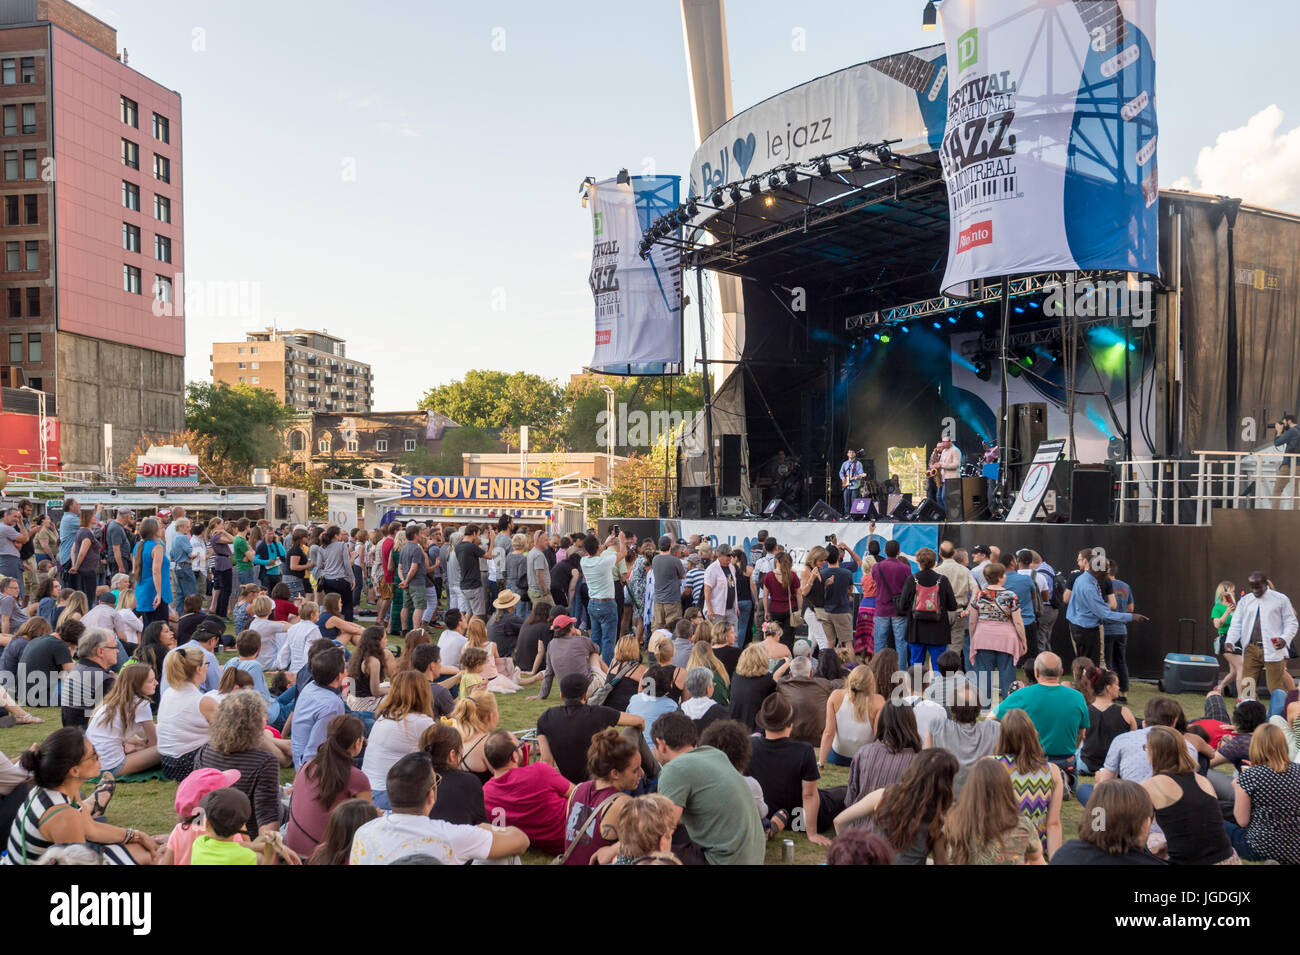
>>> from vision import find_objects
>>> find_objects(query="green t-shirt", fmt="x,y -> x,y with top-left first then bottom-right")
232,535 -> 253,571
995,682 -> 1090,758
190,835 -> 257,865
656,745 -> 765,865
1211,602 -> 1233,636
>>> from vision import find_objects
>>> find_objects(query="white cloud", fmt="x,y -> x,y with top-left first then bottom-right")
1171,105 -> 1300,209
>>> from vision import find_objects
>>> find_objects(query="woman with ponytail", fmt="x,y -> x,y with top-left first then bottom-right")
560,727 -> 641,865
446,689 -> 499,784
287,714 -> 371,858
1077,666 -> 1136,776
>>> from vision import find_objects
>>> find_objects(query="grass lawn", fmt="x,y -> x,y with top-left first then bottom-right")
0,606 -> 1236,865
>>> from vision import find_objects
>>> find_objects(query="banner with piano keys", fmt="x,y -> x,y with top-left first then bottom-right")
937,0 -> 1158,296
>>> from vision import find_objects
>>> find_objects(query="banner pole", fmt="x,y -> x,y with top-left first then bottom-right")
698,265 -> 715,490
997,274 -> 1011,507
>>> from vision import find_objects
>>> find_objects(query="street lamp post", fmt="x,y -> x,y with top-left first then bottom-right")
19,385 -> 47,475
600,384 -> 615,485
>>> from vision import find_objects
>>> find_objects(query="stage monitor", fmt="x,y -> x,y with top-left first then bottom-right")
764,497 -> 798,521
914,499 -> 947,523
807,499 -> 842,522
849,498 -> 881,520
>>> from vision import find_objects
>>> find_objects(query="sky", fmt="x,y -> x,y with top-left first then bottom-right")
80,0 -> 1300,410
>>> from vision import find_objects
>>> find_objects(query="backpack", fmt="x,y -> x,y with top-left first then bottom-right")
911,577 -> 943,621
1038,568 -> 1066,610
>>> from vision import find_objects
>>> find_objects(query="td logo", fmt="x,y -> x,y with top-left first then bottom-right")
593,211 -> 603,236
957,27 -> 978,72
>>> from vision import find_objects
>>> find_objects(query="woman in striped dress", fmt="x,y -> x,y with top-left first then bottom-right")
994,708 -> 1064,859
4,727 -> 157,865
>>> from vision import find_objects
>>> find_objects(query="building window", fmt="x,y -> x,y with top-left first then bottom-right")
154,234 -> 171,263
23,194 -> 36,224
20,58 -> 33,84
251,361 -> 259,369
26,287 -> 38,316
2,105 -> 14,136
346,439 -> 358,452
154,274 -> 172,304
236,346 -> 245,354
6,288 -> 19,318
123,222 -> 141,253
153,113 -> 169,142
27,333 -> 39,363
289,431 -> 305,451
375,439 -> 388,453
26,376 -> 39,390
121,95 -> 138,127
251,377 -> 259,384
1,60 -> 13,86
250,346 -> 257,354
154,194 -> 170,222
4,241 -> 16,271
24,240 -> 37,270
153,154 -> 170,183
8,332 -> 20,362
121,138 -> 139,169
319,439 -> 331,453
22,149 -> 36,179
21,104 -> 34,135
123,264 -> 141,294
238,377 -> 245,383
122,181 -> 139,210
3,151 -> 16,181
404,439 -> 417,452
3,196 -> 15,225
237,362 -> 245,369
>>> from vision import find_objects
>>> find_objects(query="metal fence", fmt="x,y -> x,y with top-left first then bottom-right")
1116,451 -> 1300,525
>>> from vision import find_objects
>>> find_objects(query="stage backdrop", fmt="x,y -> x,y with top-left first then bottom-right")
937,0 -> 1158,295
588,175 -> 683,375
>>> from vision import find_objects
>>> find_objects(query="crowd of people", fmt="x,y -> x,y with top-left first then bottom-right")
1,504 -> 1299,865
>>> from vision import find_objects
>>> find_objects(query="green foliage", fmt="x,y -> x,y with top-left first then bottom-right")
418,371 -> 566,449
184,382 -> 293,479
562,373 -> 705,454
393,425 -> 504,476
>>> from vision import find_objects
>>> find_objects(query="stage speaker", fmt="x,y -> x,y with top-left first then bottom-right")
1070,466 -> 1114,524
807,499 -> 842,521
679,485 -> 715,520
860,458 -> 877,482
657,501 -> 671,519
763,497 -> 798,521
1005,402 -> 1048,492
944,477 -> 987,521
718,495 -> 745,517
720,434 -> 743,497
888,494 -> 915,521
849,497 -> 881,520
914,498 -> 947,523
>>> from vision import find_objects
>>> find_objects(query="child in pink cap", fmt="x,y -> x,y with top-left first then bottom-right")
159,767 -> 249,865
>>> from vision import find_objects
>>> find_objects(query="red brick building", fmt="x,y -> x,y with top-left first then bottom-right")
0,0 -> 183,471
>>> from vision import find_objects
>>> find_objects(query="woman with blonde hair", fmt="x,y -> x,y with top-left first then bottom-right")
758,619 -> 792,673
1141,724 -> 1236,864
944,757 -> 1044,864
762,551 -> 797,648
609,792 -> 679,865
463,616 -> 526,693
728,642 -> 786,731
798,545 -> 830,650
994,708 -> 1063,858
819,663 -> 883,767
113,587 -> 144,655
156,644 -> 216,781
1211,580 -> 1241,694
678,640 -> 730,704
361,670 -> 436,810
646,629 -> 683,704
1225,723 -> 1300,863
447,688 -> 500,784
86,663 -> 160,777
193,689 -> 282,835
602,633 -> 647,711
55,590 -> 87,629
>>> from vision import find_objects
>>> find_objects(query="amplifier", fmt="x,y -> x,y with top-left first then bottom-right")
717,495 -> 746,517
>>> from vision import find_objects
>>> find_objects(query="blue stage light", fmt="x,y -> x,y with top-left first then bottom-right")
872,333 -> 881,341
1029,300 -> 1040,308
901,325 -> 911,333
947,315 -> 957,324
975,309 -> 985,319
932,321 -> 942,330
1014,305 -> 1024,314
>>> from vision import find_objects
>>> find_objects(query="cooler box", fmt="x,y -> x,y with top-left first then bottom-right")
1159,653 -> 1219,694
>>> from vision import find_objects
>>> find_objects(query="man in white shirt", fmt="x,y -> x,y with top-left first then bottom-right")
350,753 -> 528,865
702,545 -> 739,630
438,608 -> 469,669
751,537 -> 778,605
1224,571 -> 1298,696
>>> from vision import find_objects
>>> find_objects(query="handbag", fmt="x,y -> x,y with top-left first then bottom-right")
789,609 -> 805,629
588,659 -> 638,706
552,786 -> 620,865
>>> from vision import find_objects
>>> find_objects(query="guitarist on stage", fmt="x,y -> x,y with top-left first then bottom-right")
839,449 -> 864,516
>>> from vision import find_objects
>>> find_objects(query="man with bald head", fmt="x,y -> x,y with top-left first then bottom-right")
994,652 -> 1090,780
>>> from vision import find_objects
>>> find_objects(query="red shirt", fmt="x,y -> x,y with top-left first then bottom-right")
482,762 -> 571,855
380,537 -> 396,584
272,598 -> 297,622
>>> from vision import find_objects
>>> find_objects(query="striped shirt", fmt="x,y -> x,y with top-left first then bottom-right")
845,741 -> 917,808
3,788 -> 135,865
193,744 -> 283,835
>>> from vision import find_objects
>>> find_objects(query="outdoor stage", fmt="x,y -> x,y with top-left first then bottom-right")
603,510 -> 1300,682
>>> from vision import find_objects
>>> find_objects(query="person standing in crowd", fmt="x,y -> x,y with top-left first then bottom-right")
66,508 -> 101,605
1103,560 -> 1133,702
526,530 -> 553,612
57,499 -> 83,587
1223,570 -> 1298,698
132,516 -> 172,628
316,525 -> 357,623
207,519 -> 235,618
898,547 -> 957,672
935,542 -> 973,661
651,711 -> 765,865
397,523 -> 430,636
254,525 -> 285,592
455,524 -> 488,620
1000,552 -> 1038,665
702,543 -> 739,635
0,506 -> 32,600
820,542 -> 858,651
763,552 -> 798,649
231,519 -> 255,588
967,563 -> 1026,706
168,518 -> 197,602
1271,413 -> 1299,508
580,532 -> 626,664
871,540 -> 912,663
32,512 -> 59,569
968,545 -> 992,592
1211,580 -> 1242,694
728,550 -> 754,649
1064,555 -> 1145,665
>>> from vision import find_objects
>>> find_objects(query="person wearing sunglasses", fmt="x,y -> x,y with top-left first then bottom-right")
3,726 -> 159,865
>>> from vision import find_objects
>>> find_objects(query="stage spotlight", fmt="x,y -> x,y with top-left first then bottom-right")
848,153 -> 864,171
768,173 -> 782,191
947,315 -> 957,324
975,309 -> 985,319
749,178 -> 763,195
901,324 -> 911,334
784,168 -> 799,186
879,333 -> 891,343
729,184 -> 743,204
923,1 -> 937,31
932,321 -> 942,330
616,168 -> 631,185
710,187 -> 723,205
872,333 -> 881,341
686,198 -> 699,217
1014,305 -> 1025,314
1028,299 -> 1040,309
817,157 -> 832,177
876,144 -> 894,165
763,195 -> 775,206
974,356 -> 992,381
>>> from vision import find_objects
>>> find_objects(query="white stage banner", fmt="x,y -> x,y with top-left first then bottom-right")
937,0 -> 1158,295
589,176 -> 682,375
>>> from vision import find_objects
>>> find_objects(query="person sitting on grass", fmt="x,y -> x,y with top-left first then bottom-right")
4,726 -> 158,865
361,672 -> 436,811
349,752 -> 530,865
190,786 -> 300,866
1224,723 -> 1300,864
248,595 -> 290,673
309,799 -> 379,865
833,747 -> 958,865
446,689 -> 499,784
277,600 -> 323,677
826,829 -> 896,866
1048,779 -> 1166,865
159,766 -> 247,865
194,691 -> 287,835
482,729 -> 574,855
537,672 -> 644,785
317,592 -> 364,649
346,626 -> 393,713
747,693 -> 833,846
607,793 -> 680,865
680,666 -> 726,734
943,757 -> 1045,865
232,583 -> 260,635
1139,725 -> 1236,865
157,645 -> 216,782
286,714 -> 371,860
995,708 -> 1065,859
223,630 -> 283,726
410,643 -> 457,719
420,723 -> 486,826
289,645 -> 347,769
86,663 -> 160,778
559,727 -> 642,866
457,646 -> 490,698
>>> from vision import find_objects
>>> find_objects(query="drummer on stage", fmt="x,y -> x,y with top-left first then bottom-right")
839,448 -> 864,515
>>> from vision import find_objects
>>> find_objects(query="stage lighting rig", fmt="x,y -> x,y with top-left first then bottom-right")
768,173 -> 782,191
784,167 -> 799,186
749,177 -> 764,195
923,2 -> 937,31
616,168 -> 631,185
710,187 -> 723,205
816,157 -> 832,177
729,184 -> 744,204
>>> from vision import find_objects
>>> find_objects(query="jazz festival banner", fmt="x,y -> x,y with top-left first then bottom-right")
937,0 -> 1158,295
588,175 -> 683,376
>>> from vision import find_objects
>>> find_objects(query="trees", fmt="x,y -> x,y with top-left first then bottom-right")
561,372 -> 706,454
417,371 -> 565,449
184,382 -> 293,482
393,426 -> 504,476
